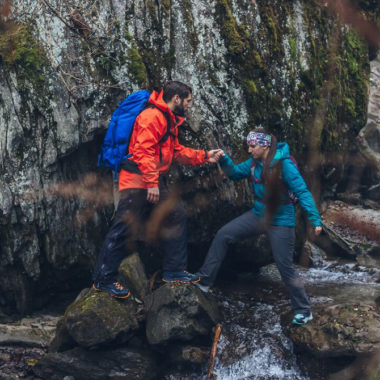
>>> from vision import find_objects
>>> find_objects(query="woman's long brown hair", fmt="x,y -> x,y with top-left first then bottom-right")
252,127 -> 281,226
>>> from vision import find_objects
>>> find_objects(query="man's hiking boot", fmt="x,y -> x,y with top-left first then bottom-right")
92,281 -> 131,299
162,270 -> 200,283
292,312 -> 313,325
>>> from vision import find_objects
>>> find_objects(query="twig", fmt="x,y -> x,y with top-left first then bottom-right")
149,270 -> 162,293
208,323 -> 222,379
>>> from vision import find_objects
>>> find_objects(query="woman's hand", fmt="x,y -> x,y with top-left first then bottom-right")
208,149 -> 225,163
314,226 -> 322,236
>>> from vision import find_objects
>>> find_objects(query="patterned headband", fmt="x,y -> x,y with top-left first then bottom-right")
247,131 -> 272,147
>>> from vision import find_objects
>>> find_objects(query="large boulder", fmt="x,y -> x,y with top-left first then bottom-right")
146,283 -> 220,345
32,346 -> 158,380
317,201 -> 380,266
284,304 -> 380,357
51,288 -> 139,349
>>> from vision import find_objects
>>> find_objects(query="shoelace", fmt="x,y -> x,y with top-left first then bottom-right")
113,282 -> 124,290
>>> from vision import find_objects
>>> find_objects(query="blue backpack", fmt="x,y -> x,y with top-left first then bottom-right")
98,90 -> 174,178
98,90 -> 151,176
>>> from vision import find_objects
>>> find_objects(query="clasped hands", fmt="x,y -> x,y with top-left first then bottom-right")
147,149 -> 225,203
207,149 -> 225,163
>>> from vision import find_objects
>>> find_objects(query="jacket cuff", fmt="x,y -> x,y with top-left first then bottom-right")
145,182 -> 159,188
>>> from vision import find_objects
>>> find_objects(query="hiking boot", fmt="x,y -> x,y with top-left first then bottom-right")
193,281 -> 210,293
92,281 -> 131,299
292,312 -> 313,325
162,270 -> 200,283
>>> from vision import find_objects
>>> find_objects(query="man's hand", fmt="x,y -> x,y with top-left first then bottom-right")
208,149 -> 225,163
147,187 -> 159,203
314,226 -> 322,236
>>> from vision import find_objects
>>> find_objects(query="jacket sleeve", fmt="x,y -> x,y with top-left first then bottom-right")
219,154 -> 252,180
132,114 -> 161,187
173,137 -> 207,165
281,159 -> 322,227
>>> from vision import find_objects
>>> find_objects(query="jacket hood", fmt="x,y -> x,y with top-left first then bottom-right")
148,90 -> 185,127
273,142 -> 290,162
254,142 -> 290,167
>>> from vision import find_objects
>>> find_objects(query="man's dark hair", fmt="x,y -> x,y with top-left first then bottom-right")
162,80 -> 192,103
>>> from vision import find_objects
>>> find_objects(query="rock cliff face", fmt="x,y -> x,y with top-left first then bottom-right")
0,0 -> 378,313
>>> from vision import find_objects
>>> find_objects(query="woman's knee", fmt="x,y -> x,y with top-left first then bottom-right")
215,226 -> 235,243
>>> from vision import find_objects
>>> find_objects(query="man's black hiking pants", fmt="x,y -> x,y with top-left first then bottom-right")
92,182 -> 187,283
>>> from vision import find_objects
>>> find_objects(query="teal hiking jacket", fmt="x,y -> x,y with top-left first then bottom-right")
220,142 -> 322,227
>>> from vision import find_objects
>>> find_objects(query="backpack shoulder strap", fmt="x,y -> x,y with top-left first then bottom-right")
250,159 -> 263,183
144,104 -> 174,144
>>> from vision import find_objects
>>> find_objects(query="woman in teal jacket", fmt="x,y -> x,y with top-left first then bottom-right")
196,128 -> 322,325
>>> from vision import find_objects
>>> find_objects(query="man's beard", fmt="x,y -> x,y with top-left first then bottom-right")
173,100 -> 185,117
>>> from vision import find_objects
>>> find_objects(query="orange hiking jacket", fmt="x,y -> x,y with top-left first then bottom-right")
118,90 -> 207,190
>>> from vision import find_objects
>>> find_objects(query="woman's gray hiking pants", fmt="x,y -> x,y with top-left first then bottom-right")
197,211 -> 311,314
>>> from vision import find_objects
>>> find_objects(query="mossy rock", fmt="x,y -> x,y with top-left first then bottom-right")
61,289 -> 140,348
284,304 -> 380,357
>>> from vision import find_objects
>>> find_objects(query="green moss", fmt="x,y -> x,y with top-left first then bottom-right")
289,36 -> 297,62
217,0 -> 245,57
343,97 -> 356,118
0,23 -> 48,92
244,80 -> 258,96
95,53 -> 116,77
181,0 -> 199,50
161,0 -> 171,13
127,47 -> 148,87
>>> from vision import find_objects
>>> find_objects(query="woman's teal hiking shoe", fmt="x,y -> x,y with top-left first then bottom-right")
292,312 -> 313,325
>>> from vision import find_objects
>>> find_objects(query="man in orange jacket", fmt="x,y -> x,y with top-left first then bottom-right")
92,81 -> 223,298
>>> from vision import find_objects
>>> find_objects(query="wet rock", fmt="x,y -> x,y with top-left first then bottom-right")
169,345 -> 209,365
367,183 -> 380,202
318,201 -> 380,262
329,348 -> 380,380
48,317 -> 76,353
284,304 -> 380,357
302,240 -> 327,267
336,192 -> 362,205
0,315 -> 59,348
146,284 -> 220,345
33,346 -> 158,380
358,51 -> 380,181
118,252 -> 149,301
54,289 -> 139,348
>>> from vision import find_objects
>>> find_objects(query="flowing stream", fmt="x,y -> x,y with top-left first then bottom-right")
197,250 -> 380,380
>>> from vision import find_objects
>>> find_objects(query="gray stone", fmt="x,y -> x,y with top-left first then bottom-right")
146,283 -> 221,345
169,345 -> 210,364
33,346 -> 158,380
0,315 -> 59,348
368,183 -> 380,202
119,252 -> 149,301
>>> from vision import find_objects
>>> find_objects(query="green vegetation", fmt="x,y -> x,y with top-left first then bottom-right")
127,47 -> 148,87
182,0 -> 199,51
0,23 -> 48,92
